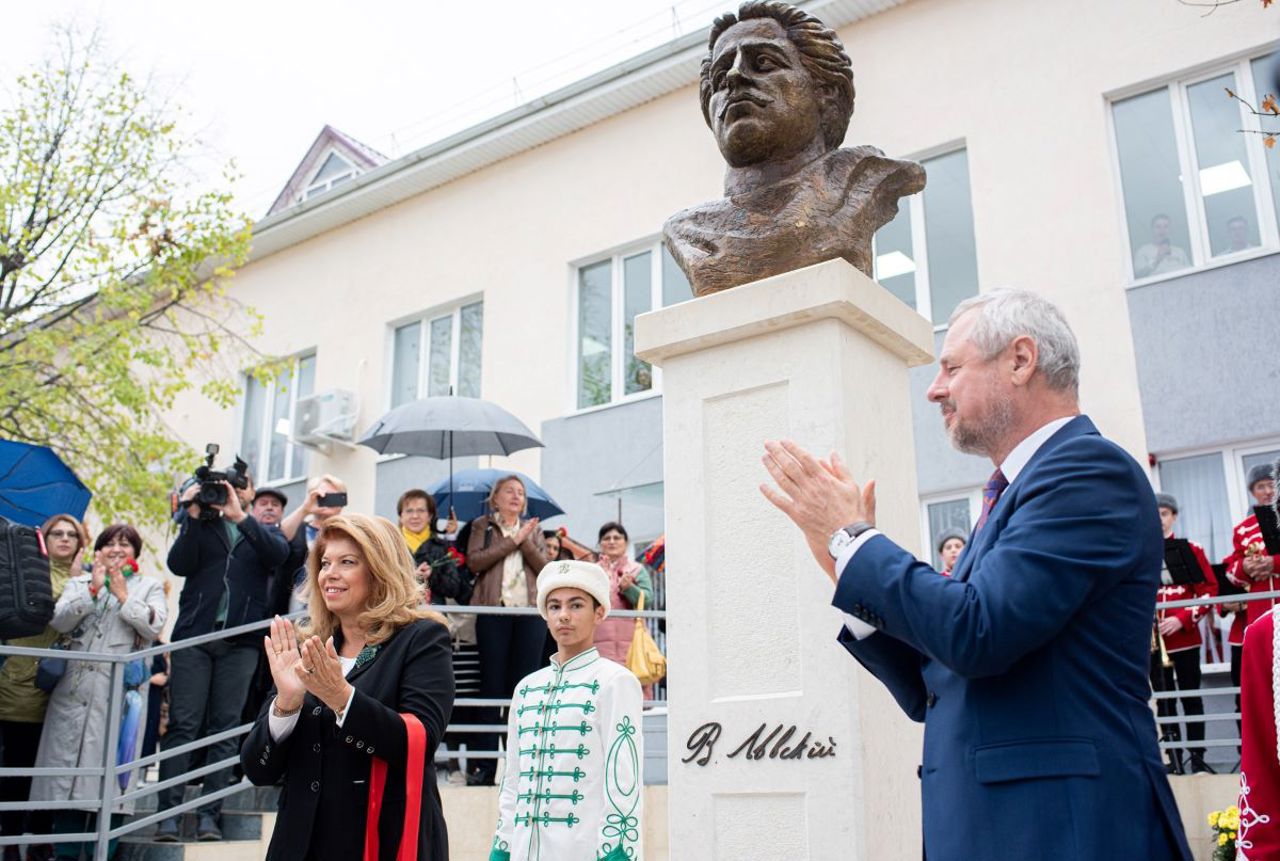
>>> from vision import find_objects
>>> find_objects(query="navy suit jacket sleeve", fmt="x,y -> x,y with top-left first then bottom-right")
833,431 -> 1152,682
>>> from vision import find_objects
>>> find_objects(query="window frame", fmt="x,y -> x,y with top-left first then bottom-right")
1152,436 -> 1280,540
918,488 -> 981,570
871,141 -> 978,331
384,296 -> 484,410
237,351 -> 316,486
569,237 -> 678,414
1108,49 -> 1280,287
299,149 -> 359,202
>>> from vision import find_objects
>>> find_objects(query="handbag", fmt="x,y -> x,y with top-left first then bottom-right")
35,636 -> 71,693
625,591 -> 667,686
363,712 -> 428,861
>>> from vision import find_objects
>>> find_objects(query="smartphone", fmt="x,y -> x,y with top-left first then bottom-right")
317,492 -> 348,508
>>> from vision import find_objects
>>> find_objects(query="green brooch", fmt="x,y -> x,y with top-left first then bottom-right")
354,644 -> 380,671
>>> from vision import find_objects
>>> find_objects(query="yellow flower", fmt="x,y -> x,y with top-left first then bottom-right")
1230,831 -> 1237,840
1228,805 -> 1240,816
1209,811 -> 1221,827
1219,833 -> 1229,846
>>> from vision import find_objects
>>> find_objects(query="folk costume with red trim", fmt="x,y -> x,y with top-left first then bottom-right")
1227,513 -> 1280,629
1156,537 -> 1218,654
1236,608 -> 1280,858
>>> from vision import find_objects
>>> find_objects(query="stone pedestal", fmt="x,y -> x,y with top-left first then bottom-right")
634,259 -> 934,860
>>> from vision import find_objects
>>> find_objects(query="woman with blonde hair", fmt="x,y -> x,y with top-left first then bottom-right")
464,475 -> 549,785
241,513 -> 454,861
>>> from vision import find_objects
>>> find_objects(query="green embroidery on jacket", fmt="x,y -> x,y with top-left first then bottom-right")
599,715 -> 640,860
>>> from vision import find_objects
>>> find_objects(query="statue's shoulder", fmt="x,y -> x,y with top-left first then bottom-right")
825,145 -> 925,178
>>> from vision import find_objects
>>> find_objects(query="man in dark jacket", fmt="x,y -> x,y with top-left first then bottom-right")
154,478 -> 290,842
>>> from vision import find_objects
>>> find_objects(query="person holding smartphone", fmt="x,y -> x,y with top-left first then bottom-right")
273,474 -> 349,616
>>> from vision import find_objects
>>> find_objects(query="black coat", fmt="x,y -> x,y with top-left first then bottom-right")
268,526 -> 310,617
412,536 -> 474,605
166,511 -> 290,641
240,619 -> 455,861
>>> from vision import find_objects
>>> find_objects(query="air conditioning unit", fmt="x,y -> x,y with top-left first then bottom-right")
293,389 -> 358,446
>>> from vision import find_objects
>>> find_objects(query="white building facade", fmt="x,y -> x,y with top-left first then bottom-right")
161,0 -> 1278,576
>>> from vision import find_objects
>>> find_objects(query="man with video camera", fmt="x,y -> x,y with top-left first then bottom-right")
154,450 -> 290,843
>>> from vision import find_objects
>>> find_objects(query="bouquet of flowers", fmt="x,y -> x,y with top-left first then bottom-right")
446,545 -> 466,568
1208,805 -> 1239,860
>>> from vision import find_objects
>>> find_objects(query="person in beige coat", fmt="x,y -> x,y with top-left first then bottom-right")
464,475 -> 548,785
29,524 -> 167,859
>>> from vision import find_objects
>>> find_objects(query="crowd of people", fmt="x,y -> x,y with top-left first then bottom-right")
0,468 -> 660,860
1144,463 -> 1279,776
1,420 -> 1273,859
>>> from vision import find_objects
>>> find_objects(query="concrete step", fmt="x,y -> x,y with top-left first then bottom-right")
131,781 -> 279,815
116,813 -> 275,861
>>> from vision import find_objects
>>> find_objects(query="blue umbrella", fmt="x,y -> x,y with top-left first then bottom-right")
0,440 -> 91,526
426,468 -> 564,524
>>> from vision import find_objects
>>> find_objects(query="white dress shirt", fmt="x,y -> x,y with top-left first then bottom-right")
841,416 -> 1077,640
268,654 -> 358,741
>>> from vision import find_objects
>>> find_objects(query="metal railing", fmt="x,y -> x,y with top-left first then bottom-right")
1146,587 -> 1279,762
0,601 -> 668,854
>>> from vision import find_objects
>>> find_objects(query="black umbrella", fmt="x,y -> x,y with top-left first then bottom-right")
358,396 -> 544,502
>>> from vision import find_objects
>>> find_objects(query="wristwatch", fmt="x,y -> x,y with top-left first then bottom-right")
827,521 -> 875,559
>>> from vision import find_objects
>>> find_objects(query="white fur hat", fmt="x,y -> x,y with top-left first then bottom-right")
537,559 -> 611,619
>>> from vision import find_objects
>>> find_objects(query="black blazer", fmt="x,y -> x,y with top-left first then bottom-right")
166,511 -> 290,640
241,619 -> 455,861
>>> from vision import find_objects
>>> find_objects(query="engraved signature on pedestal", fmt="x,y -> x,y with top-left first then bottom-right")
682,721 -> 837,767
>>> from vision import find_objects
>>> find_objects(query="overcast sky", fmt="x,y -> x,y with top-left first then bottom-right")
5,0 -> 726,217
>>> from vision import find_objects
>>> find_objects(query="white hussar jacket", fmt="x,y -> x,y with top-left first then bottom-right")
490,647 -> 643,861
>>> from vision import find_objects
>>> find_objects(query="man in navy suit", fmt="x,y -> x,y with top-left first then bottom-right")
761,289 -> 1191,860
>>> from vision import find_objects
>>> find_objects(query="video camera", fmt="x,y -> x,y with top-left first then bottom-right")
190,443 -> 250,521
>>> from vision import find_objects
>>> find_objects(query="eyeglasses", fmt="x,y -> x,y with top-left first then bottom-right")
47,530 -> 79,540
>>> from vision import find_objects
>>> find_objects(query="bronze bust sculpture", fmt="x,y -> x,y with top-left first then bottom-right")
663,1 -> 926,296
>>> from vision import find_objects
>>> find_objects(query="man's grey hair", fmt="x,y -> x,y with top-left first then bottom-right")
949,289 -> 1080,394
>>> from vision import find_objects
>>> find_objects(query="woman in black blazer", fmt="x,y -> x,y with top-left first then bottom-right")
241,513 -> 454,860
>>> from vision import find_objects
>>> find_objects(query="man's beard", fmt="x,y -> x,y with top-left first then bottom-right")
945,391 -> 1016,458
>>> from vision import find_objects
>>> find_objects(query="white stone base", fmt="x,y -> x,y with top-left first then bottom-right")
635,259 -> 934,860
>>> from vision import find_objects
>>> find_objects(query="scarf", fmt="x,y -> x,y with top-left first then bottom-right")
401,524 -> 433,554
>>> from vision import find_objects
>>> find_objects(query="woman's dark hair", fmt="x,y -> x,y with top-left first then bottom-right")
598,521 -> 629,542
95,523 -> 143,557
396,489 -> 437,522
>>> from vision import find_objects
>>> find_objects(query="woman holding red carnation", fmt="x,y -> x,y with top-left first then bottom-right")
30,523 -> 167,860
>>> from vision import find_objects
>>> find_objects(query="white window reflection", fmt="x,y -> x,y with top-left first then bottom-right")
872,148 -> 979,325
574,241 -> 690,409
389,301 -> 485,407
1111,50 -> 1279,280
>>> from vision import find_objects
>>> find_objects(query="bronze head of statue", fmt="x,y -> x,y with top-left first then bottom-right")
665,1 -> 925,296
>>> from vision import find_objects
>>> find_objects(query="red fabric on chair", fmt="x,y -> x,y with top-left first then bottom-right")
364,712 -> 428,861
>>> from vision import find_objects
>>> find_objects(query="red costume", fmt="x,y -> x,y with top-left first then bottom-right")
1156,537 -> 1217,654
1227,513 -> 1280,629
1237,607 -> 1279,859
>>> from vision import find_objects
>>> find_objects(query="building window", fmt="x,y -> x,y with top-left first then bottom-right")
302,151 -> 358,201
1156,440 -> 1280,561
575,241 -> 692,409
873,147 -> 981,326
922,493 -> 977,570
389,301 -> 484,408
1111,50 -> 1279,282
241,354 -> 316,484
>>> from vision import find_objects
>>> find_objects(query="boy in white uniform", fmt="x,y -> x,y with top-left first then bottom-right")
490,560 -> 644,861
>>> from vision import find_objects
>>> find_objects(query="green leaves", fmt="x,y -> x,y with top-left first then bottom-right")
0,30 -> 257,527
